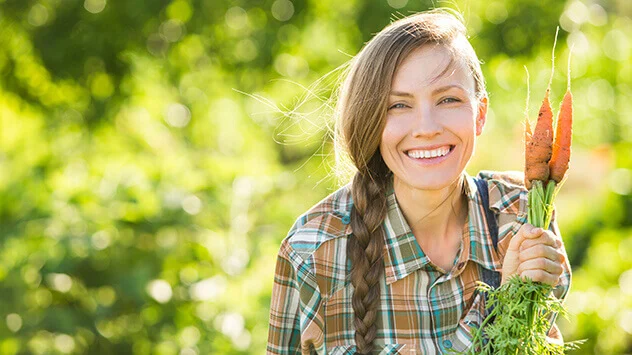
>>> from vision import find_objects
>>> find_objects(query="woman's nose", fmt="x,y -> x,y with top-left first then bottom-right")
411,107 -> 443,138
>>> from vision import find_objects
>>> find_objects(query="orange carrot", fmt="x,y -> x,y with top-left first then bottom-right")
549,52 -> 573,183
525,90 -> 553,185
525,89 -> 553,186
525,29 -> 558,188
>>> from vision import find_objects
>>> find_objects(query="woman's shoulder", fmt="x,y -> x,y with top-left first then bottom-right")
279,184 -> 354,262
476,170 -> 528,215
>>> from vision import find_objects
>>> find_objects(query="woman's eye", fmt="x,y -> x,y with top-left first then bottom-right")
389,103 -> 408,110
439,97 -> 461,104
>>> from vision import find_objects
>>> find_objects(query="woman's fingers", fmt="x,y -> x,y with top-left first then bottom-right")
520,269 -> 560,286
517,257 -> 564,277
520,229 -> 560,251
519,244 -> 565,263
507,224 -> 544,254
522,225 -> 544,239
517,228 -> 565,286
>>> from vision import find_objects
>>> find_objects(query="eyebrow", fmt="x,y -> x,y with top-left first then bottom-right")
389,91 -> 414,98
389,84 -> 467,97
432,84 -> 467,95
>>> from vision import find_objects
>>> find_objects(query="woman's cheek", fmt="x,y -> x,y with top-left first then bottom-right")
386,113 -> 414,131
381,117 -> 407,141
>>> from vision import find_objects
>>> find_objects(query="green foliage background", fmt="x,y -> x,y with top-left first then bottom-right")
0,0 -> 631,354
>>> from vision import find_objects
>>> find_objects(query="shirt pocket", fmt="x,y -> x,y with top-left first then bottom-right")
328,344 -> 406,355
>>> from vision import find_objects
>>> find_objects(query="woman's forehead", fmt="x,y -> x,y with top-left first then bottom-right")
392,45 -> 475,93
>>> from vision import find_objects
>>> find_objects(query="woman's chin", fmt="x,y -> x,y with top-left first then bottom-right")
393,170 -> 464,192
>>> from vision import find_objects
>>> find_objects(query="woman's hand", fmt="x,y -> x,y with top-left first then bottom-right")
501,223 -> 566,286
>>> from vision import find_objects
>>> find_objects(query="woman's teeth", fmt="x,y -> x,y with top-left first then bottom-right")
407,146 -> 451,159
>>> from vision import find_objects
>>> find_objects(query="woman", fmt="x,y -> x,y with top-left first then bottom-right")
267,10 -> 571,355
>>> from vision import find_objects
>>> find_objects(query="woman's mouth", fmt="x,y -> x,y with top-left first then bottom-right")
405,145 -> 455,165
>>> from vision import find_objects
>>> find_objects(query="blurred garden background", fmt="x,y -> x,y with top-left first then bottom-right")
0,0 -> 631,354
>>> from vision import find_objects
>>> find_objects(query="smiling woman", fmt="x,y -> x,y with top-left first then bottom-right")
267,9 -> 571,355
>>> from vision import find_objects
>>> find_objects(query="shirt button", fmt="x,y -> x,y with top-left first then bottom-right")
442,339 -> 453,349
341,214 -> 351,225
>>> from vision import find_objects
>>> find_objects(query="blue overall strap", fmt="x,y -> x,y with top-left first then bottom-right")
472,178 -> 502,353
473,178 -> 502,289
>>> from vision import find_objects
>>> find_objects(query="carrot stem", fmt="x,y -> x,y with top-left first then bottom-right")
525,65 -> 531,128
547,27 -> 559,92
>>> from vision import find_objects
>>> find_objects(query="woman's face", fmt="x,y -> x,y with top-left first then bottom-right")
379,44 -> 487,191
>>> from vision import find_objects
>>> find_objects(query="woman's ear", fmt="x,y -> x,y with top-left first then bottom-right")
476,96 -> 488,136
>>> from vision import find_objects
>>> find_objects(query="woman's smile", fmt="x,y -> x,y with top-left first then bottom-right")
405,145 -> 456,166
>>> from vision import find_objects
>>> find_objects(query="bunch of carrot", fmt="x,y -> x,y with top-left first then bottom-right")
460,30 -> 579,355
523,27 -> 573,344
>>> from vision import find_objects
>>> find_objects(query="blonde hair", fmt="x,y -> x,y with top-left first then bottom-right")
335,9 -> 485,353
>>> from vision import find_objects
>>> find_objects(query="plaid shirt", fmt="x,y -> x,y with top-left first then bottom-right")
267,171 -> 572,355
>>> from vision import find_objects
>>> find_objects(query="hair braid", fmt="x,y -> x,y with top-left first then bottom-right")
347,155 -> 389,354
